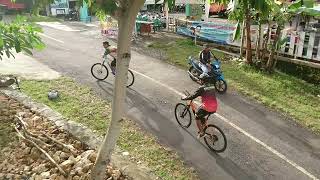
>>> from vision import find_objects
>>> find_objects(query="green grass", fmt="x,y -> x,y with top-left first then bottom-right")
148,39 -> 226,68
148,39 -> 320,133
26,15 -> 61,22
21,77 -> 198,180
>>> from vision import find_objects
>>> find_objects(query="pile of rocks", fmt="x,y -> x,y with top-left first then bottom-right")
0,94 -> 127,180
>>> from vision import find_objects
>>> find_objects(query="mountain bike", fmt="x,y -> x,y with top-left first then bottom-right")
91,58 -> 135,87
174,91 -> 227,153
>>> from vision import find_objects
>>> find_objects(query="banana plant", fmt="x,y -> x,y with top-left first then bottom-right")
266,0 -> 315,72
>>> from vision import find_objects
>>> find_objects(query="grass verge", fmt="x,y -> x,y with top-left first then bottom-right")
148,38 -> 320,133
20,77 -> 198,180
26,15 -> 61,22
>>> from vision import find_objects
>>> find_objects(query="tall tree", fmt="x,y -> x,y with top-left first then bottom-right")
82,0 -> 145,179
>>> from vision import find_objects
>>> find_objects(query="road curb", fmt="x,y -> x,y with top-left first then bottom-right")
0,89 -> 158,180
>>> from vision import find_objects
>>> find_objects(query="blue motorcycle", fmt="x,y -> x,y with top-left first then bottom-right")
187,55 -> 227,94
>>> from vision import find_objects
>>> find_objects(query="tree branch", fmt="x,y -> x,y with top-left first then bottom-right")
15,127 -> 67,177
15,115 -> 52,148
42,133 -> 78,155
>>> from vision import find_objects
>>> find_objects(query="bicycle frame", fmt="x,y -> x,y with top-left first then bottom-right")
183,90 -> 211,126
100,58 -> 116,74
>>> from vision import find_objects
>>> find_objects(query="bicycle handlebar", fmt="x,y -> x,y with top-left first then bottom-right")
183,90 -> 190,96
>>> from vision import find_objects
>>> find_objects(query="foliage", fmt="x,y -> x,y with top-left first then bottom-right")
26,15 -> 61,22
31,0 -> 54,16
0,16 -> 45,60
276,61 -> 320,84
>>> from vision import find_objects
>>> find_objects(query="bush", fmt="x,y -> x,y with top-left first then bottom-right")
276,61 -> 320,84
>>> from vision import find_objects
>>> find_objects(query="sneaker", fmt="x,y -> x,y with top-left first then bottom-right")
197,132 -> 205,139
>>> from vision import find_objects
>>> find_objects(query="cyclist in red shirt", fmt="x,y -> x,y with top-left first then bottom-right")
182,77 -> 218,138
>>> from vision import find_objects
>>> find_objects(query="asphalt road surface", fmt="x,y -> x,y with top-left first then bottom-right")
32,21 -> 320,180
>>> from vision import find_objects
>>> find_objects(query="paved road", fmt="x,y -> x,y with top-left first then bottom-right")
33,21 -> 320,180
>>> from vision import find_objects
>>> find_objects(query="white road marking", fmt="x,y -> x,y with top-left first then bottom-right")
85,24 -> 98,27
37,22 -> 81,32
131,69 -> 319,180
39,33 -> 64,44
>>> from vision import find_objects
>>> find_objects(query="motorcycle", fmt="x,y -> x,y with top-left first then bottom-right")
187,55 -> 227,94
64,9 -> 79,21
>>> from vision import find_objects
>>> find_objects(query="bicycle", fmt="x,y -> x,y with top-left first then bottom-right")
91,58 -> 135,87
174,91 -> 227,153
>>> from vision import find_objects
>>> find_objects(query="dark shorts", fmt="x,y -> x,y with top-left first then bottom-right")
196,108 -> 212,122
111,58 -> 116,67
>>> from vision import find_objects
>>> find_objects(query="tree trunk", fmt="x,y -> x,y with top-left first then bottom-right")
204,0 -> 210,22
266,25 -> 281,72
240,20 -> 245,58
262,21 -> 270,61
165,1 -> 169,31
256,19 -> 262,61
46,5 -> 51,16
244,3 -> 252,64
90,1 -> 144,179
32,7 -> 40,16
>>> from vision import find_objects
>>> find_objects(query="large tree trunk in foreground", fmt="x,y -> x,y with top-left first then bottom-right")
91,1 -> 144,179
244,3 -> 252,64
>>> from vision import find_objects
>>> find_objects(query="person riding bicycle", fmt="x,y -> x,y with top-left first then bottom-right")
103,41 -> 117,73
199,44 -> 214,78
182,77 -> 217,138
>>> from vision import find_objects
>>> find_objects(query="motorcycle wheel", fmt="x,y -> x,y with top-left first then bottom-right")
188,66 -> 199,82
215,79 -> 227,94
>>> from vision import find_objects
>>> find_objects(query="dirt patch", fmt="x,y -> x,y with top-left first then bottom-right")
0,93 -> 128,180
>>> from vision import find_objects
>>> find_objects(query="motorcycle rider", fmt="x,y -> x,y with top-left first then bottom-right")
181,76 -> 218,138
199,44 -> 214,78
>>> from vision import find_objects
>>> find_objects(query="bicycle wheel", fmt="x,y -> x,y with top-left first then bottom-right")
174,103 -> 192,128
91,63 -> 109,80
126,69 -> 135,87
203,124 -> 227,153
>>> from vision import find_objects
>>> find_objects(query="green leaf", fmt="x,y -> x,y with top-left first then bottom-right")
304,0 -> 315,8
5,50 -> 10,58
0,37 -> 3,47
232,21 -> 241,41
22,47 -> 33,56
0,16 -> 44,59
